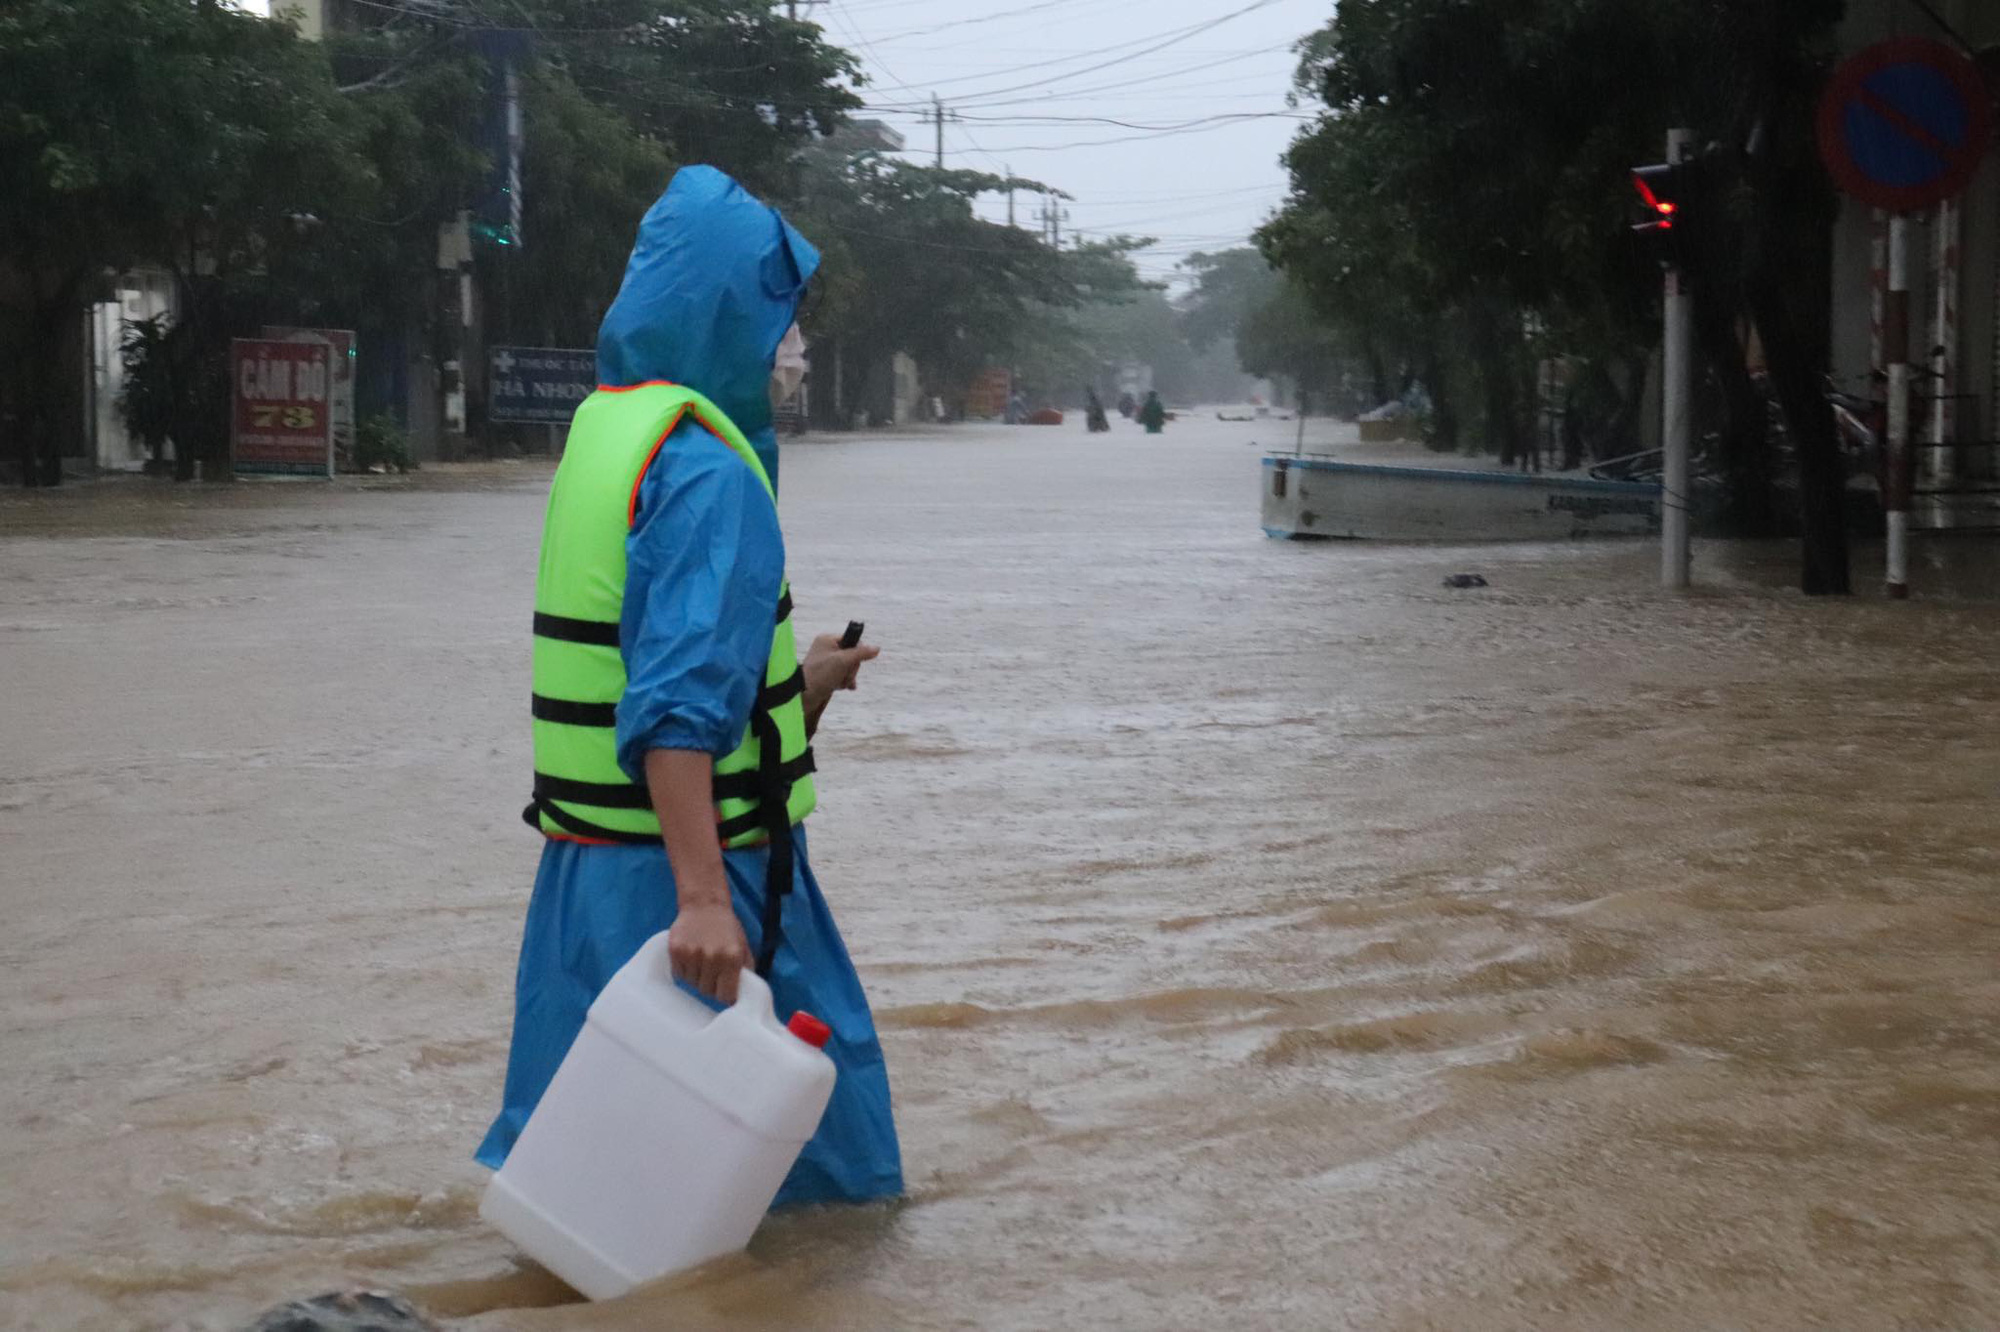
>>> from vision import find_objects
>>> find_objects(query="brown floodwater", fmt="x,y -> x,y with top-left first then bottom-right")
2,419 -> 1998,1331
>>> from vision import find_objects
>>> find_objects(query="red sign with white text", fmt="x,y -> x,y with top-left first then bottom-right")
232,338 -> 334,476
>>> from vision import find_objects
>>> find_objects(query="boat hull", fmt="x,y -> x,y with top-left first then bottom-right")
1262,456 -> 1663,541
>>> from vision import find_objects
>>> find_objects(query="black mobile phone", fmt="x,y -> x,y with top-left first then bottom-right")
839,620 -> 865,649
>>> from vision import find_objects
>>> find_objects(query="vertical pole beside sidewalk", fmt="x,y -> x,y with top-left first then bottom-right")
1661,128 -> 1692,591
1886,212 -> 1912,599
1930,198 -> 1960,490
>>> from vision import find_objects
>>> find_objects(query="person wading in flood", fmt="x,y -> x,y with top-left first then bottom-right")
476,166 -> 904,1207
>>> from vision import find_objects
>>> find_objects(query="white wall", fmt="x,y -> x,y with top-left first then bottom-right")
87,270 -> 175,471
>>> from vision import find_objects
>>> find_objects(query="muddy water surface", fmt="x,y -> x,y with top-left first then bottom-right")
2,421 -> 1998,1330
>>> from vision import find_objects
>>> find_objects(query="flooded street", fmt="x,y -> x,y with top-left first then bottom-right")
4,416 -> 1999,1331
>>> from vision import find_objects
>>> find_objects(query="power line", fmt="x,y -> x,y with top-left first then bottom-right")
1066,182 -> 1288,207
1077,197 -> 1287,230
813,219 -> 1058,256
950,111 -> 1309,129
867,0 -> 1109,46
828,0 -> 928,102
975,114 -> 1302,154
940,42 -> 1297,110
854,0 -> 1288,102
904,0 -> 1289,103
951,117 -> 1016,177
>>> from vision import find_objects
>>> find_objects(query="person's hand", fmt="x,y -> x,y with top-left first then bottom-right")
802,632 -> 880,716
667,898 -> 751,1004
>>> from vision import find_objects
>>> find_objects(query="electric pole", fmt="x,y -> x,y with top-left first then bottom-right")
1007,164 -> 1015,227
919,94 -> 959,168
1037,193 -> 1067,248
1629,132 -> 1699,589
1661,128 -> 1693,591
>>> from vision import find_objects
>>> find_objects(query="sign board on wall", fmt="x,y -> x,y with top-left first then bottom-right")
489,346 -> 595,425
232,338 -> 335,477
966,367 -> 1012,420
264,326 -> 356,460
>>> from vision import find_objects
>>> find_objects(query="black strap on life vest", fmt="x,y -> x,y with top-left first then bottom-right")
529,668 -> 801,735
533,611 -> 622,647
520,794 -> 660,844
710,749 -> 817,806
749,703 -> 795,979
532,597 -> 791,652
531,694 -> 618,727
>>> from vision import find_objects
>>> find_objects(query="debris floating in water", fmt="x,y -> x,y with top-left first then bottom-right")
1441,573 -> 1489,589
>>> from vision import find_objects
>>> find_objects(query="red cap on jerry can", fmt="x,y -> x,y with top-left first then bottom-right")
787,1012 -> 831,1049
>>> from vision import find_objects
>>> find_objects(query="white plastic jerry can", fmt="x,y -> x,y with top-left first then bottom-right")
480,933 -> 837,1300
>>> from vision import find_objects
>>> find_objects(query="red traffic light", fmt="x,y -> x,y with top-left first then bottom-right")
1630,159 -> 1703,252
1631,162 -> 1683,228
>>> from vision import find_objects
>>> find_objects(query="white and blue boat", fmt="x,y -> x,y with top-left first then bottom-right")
1261,454 -> 1663,541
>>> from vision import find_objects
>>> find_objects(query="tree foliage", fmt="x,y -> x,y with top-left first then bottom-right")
0,0 -> 364,479
487,65 -> 675,348
2,0 -> 1171,477
792,152 -> 1149,416
1264,0 -> 1854,590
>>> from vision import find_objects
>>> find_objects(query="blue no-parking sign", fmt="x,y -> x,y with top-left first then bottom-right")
1818,38 -> 1992,212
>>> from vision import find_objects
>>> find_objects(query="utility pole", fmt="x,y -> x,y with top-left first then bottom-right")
1036,193 -> 1066,248
1886,210 -> 1913,599
1006,165 -> 1015,227
919,94 -> 959,168
1660,128 -> 1692,591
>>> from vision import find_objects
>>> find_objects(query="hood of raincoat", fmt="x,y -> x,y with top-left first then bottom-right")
597,165 -> 820,485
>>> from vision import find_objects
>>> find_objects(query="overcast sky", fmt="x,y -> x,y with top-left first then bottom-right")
819,0 -> 1330,288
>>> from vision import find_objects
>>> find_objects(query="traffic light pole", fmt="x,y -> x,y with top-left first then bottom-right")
1885,212 -> 1913,599
1661,128 -> 1693,591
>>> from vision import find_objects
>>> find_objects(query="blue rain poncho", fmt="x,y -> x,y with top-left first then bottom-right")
476,167 -> 904,1208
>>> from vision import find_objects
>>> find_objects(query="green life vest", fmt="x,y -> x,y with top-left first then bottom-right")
524,381 -> 817,851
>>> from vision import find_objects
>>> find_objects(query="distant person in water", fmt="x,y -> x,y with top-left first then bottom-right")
1084,387 -> 1110,433
1139,390 -> 1166,435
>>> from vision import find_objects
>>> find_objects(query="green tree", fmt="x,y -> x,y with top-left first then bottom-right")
1233,276 -> 1354,416
318,0 -> 863,446
1180,249 -> 1279,358
1060,290 -> 1196,402
1267,0 -> 1853,590
268,44 -> 490,334
792,152 -> 1147,419
1180,248 -> 1370,416
455,0 -> 862,200
0,0 -> 362,482
485,66 -> 675,348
